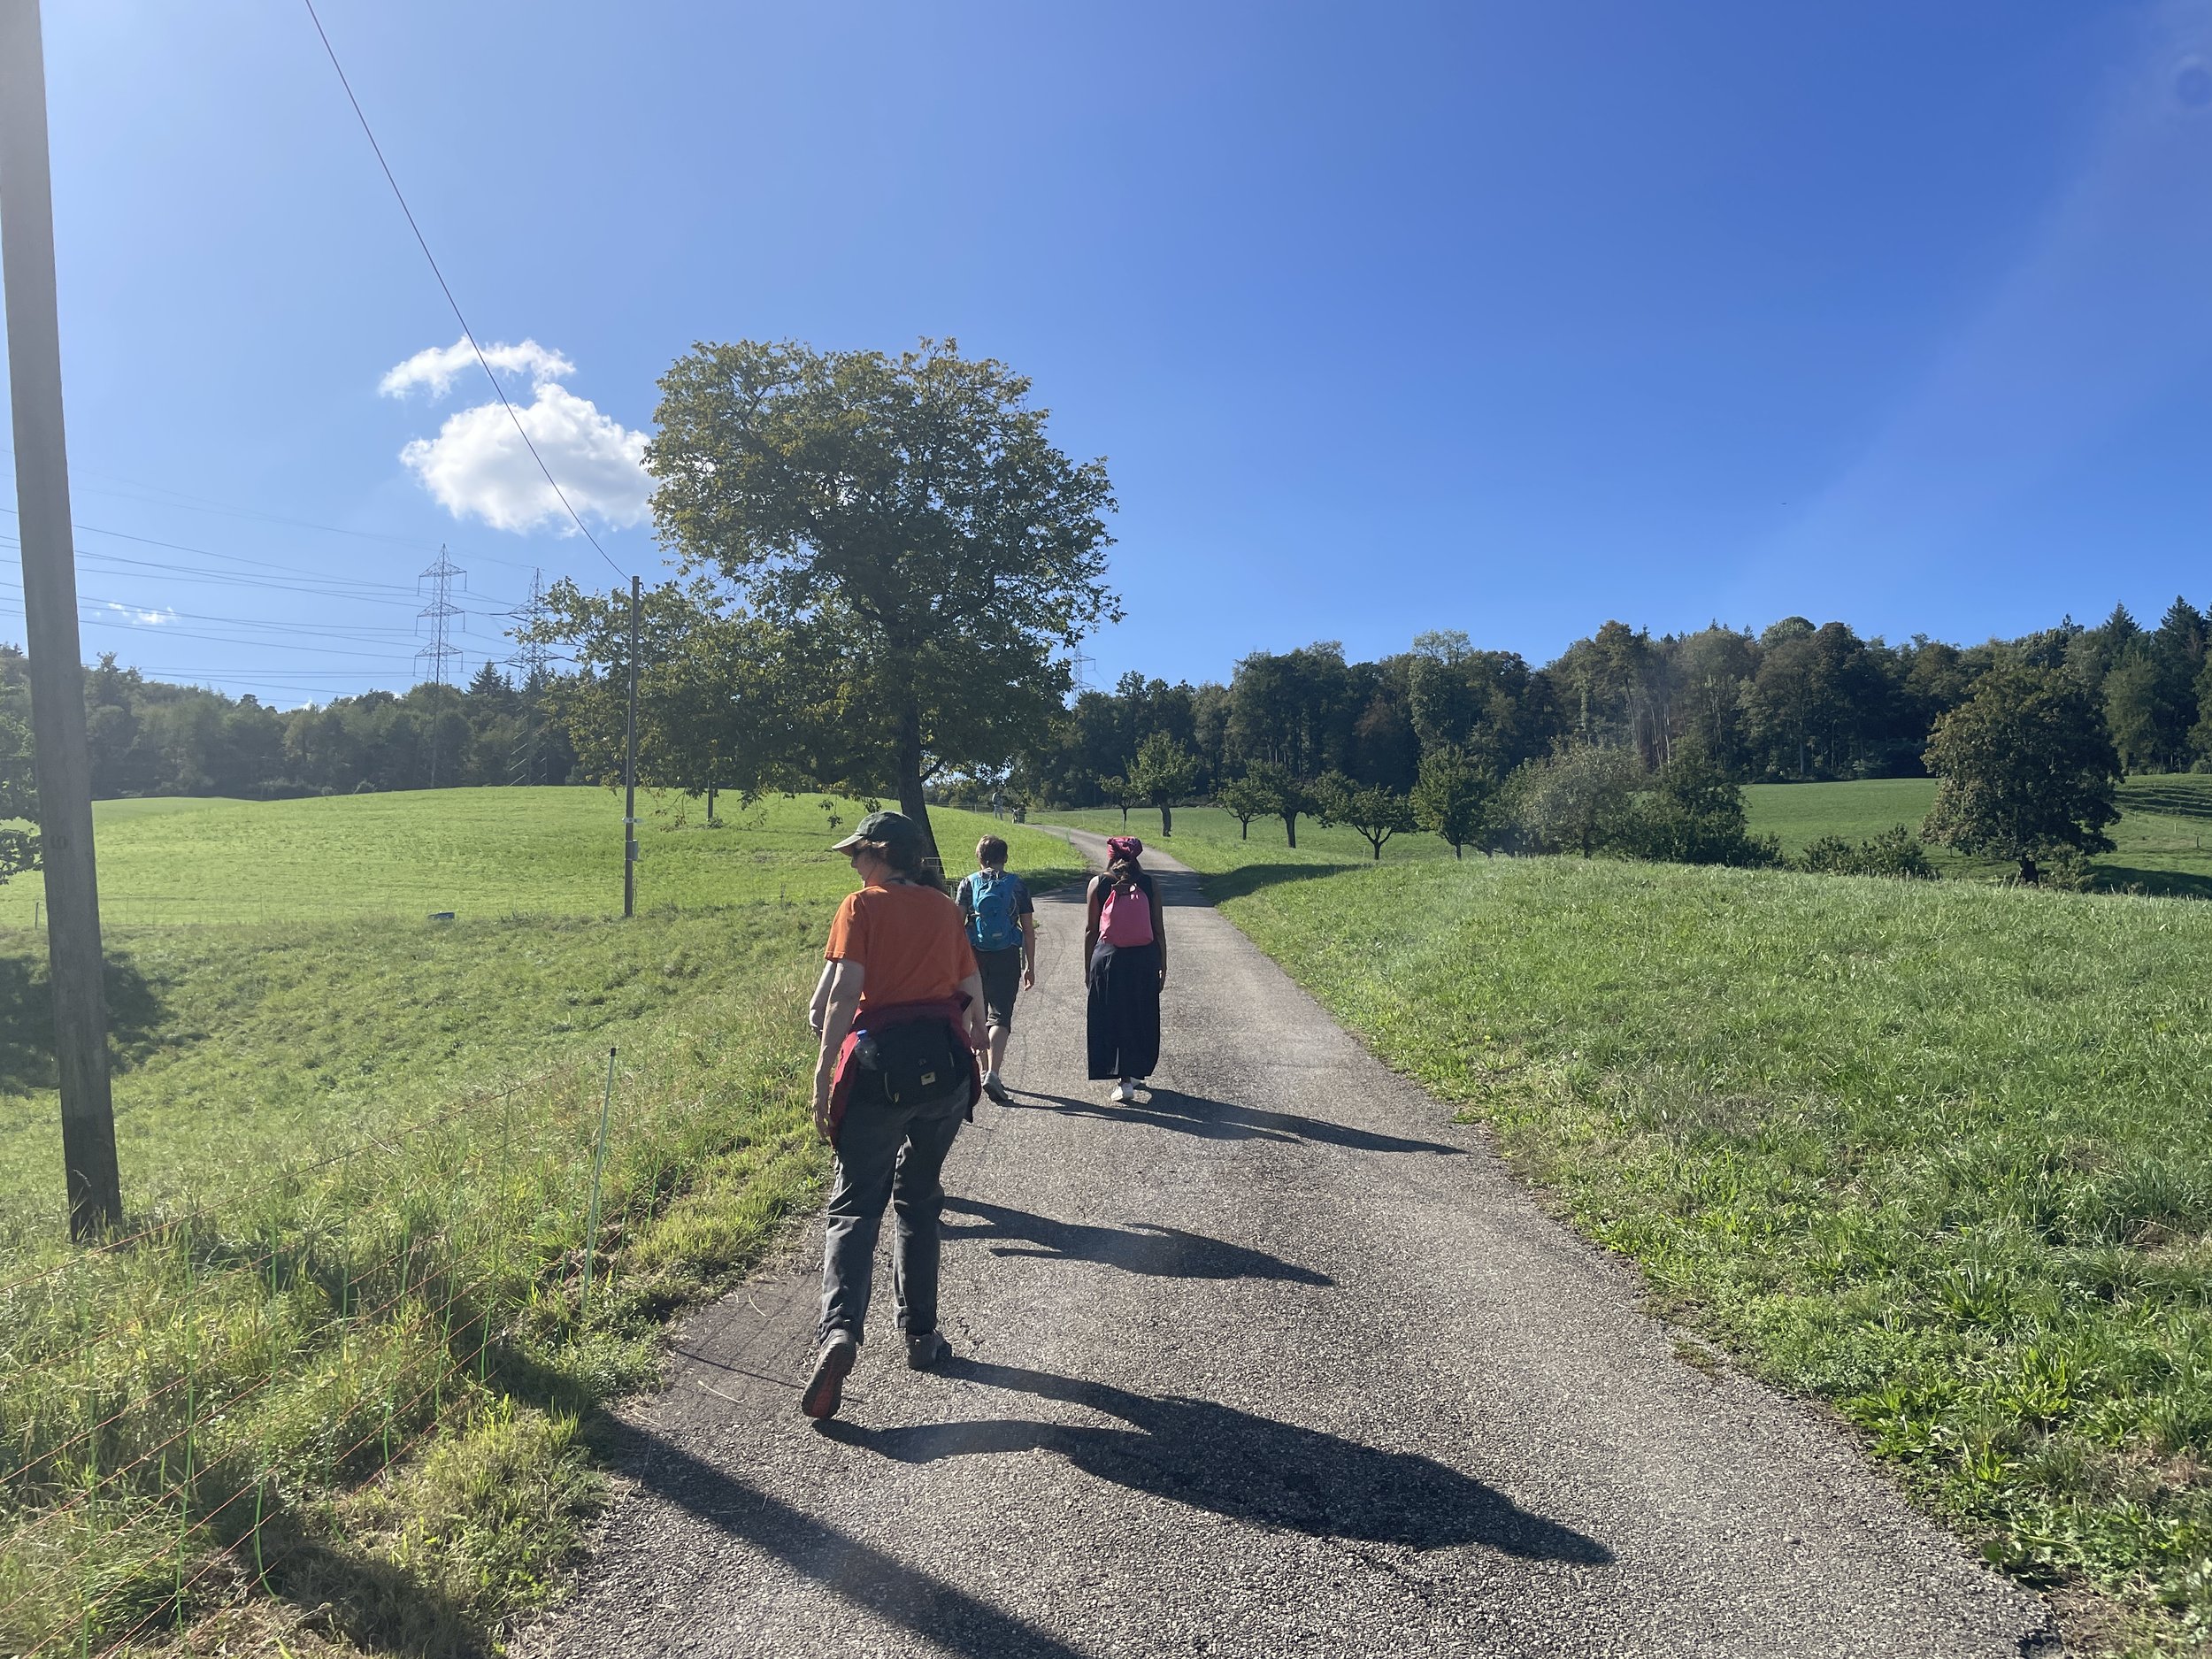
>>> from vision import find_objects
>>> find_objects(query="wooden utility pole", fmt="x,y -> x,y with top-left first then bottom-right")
623,573 -> 639,918
0,0 -> 119,1238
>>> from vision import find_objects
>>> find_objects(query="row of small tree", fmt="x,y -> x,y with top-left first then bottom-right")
1013,600 -> 2212,818
1094,657 -> 2116,887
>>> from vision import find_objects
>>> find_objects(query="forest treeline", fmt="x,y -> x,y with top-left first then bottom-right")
10,596 -> 2204,812
1011,601 -> 2212,809
0,649 -> 576,801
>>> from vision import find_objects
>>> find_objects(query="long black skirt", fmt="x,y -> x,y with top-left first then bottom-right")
1087,940 -> 1161,1080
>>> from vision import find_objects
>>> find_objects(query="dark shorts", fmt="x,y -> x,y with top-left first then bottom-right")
975,945 -> 1024,1027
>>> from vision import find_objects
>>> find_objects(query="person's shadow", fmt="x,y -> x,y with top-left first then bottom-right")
821,1358 -> 1609,1564
940,1197 -> 1332,1286
1025,1087 -> 1465,1158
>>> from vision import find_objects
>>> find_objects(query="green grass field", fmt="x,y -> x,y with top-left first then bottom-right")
1059,772 -> 2212,902
1051,803 -> 1460,872
1170,832 -> 2212,1652
0,786 -> 933,928
0,790 -> 1082,1657
1746,775 -> 2212,898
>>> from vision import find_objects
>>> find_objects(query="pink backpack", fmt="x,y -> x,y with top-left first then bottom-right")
1098,873 -> 1155,946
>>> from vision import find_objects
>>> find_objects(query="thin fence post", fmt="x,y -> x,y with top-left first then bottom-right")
175,1240 -> 197,1629
579,1048 -> 618,1315
252,1458 -> 269,1589
485,1081 -> 515,1385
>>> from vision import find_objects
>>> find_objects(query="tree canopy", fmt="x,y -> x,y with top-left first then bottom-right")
1239,760 -> 1317,849
1315,772 -> 1415,860
1125,731 -> 1198,836
646,337 -> 1117,861
1921,663 -> 2120,883
1409,746 -> 1494,858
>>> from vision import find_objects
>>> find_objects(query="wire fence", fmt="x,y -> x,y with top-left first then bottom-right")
2,894 -> 503,931
0,1039 -> 775,1656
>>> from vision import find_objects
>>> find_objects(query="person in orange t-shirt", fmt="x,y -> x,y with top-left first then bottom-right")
799,810 -> 986,1421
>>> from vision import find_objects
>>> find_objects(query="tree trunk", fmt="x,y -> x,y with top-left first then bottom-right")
1161,802 -> 1173,837
706,784 -> 717,822
1454,841 -> 1463,860
895,701 -> 940,871
2019,854 -> 2039,886
1370,837 -> 1381,861
1119,803 -> 1129,829
1240,818 -> 1249,840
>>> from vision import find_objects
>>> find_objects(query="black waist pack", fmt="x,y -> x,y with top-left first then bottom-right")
851,1018 -> 967,1106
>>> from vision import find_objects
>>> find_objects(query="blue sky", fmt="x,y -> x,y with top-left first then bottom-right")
11,0 -> 2212,703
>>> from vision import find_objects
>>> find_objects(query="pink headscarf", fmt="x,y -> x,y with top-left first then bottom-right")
1105,835 -> 1144,864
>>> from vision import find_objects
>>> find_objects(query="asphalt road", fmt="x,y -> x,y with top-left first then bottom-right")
533,831 -> 2058,1658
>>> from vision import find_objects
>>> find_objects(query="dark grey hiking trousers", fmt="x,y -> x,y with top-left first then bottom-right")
818,1082 -> 969,1344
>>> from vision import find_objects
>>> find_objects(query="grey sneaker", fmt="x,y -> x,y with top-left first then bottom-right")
983,1072 -> 1011,1105
905,1330 -> 953,1370
801,1330 -> 858,1419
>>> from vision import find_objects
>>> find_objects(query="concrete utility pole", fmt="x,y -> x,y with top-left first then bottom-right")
623,573 -> 639,918
0,0 -> 119,1238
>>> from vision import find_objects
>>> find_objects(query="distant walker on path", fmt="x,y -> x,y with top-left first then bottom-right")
956,835 -> 1036,1105
1086,834 -> 1165,1104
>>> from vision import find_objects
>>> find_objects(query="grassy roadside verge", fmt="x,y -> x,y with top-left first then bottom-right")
0,803 -> 1083,1657
1207,852 -> 2212,1655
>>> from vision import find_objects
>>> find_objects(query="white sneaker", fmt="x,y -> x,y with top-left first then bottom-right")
1110,1080 -> 1132,1104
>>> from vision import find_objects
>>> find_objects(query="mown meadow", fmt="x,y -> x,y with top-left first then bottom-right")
0,790 -> 1082,1657
1149,826 -> 2212,1655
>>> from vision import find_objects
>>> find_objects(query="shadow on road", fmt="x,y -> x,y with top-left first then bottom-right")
599,1418 -> 1093,1658
824,1359 -> 1610,1564
941,1196 -> 1332,1286
1022,1087 -> 1463,1158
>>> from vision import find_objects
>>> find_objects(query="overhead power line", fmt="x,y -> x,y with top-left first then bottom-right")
300,0 -> 628,581
0,449 -> 563,574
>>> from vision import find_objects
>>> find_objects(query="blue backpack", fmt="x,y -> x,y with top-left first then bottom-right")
963,871 -> 1022,953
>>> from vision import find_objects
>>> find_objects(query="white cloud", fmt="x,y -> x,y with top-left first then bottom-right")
383,337 -> 651,534
397,380 -> 651,534
106,603 -> 174,626
380,336 -> 575,399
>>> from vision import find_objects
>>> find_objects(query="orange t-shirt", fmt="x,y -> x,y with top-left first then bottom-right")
824,880 -> 978,1012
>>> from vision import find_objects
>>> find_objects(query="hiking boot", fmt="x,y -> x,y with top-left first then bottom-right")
800,1330 -> 858,1420
983,1071 -> 1011,1105
905,1330 -> 953,1370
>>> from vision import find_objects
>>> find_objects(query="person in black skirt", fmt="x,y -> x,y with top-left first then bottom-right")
1085,835 -> 1166,1102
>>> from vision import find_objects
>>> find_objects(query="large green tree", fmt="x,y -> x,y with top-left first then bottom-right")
1409,745 -> 1494,859
531,576 -> 822,816
1241,759 -> 1317,849
1921,662 -> 2119,884
1217,771 -> 1274,840
1509,741 -> 1642,858
1315,771 -> 1414,861
1125,730 -> 1199,837
646,338 -> 1118,861
1626,747 -> 1778,867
